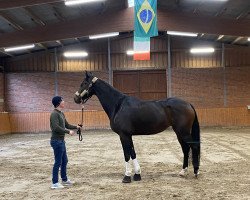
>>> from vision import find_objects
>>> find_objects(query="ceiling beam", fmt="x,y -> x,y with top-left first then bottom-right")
0,12 -> 24,30
217,35 -> 224,41
56,40 -> 64,46
37,43 -> 47,49
0,49 -> 13,57
24,7 -> 46,26
0,29 -> 5,34
236,7 -> 250,20
0,0 -> 64,10
1,8 -> 250,48
52,6 -> 66,21
232,37 -> 244,44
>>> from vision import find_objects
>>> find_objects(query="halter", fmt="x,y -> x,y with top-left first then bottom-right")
75,77 -> 98,141
75,77 -> 98,104
77,106 -> 84,141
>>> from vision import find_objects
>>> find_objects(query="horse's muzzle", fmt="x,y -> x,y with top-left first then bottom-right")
74,95 -> 82,104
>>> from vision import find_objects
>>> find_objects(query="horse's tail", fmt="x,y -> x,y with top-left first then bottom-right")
190,104 -> 200,166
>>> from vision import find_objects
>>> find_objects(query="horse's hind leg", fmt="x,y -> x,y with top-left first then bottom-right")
173,127 -> 199,177
177,136 -> 190,176
119,134 -> 141,183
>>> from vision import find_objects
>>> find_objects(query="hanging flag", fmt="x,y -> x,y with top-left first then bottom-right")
133,36 -> 150,60
134,0 -> 158,37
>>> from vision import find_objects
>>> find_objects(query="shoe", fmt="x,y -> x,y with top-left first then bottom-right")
51,183 -> 64,189
62,179 -> 75,186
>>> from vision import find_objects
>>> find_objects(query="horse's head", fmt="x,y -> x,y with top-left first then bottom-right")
74,71 -> 98,104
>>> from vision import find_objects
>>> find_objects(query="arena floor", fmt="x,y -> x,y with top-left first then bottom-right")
0,127 -> 250,200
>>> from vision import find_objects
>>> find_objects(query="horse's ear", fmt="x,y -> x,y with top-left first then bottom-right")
86,71 -> 93,78
85,71 -> 88,78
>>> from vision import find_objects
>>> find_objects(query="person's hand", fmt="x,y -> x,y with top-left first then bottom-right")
77,125 -> 82,129
69,130 -> 75,136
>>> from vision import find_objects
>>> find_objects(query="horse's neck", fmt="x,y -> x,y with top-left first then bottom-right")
93,80 -> 125,119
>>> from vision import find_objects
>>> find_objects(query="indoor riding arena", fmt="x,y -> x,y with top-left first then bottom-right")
0,1 -> 250,200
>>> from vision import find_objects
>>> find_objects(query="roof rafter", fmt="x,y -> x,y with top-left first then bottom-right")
23,7 -> 46,26
37,43 -> 47,49
0,49 -> 14,57
56,40 -> 64,46
52,6 -> 66,21
232,37 -> 244,44
0,12 -> 23,30
0,0 -> 64,10
236,7 -> 250,20
1,8 -> 250,48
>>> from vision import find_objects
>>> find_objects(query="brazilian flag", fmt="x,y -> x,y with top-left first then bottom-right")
134,0 -> 158,37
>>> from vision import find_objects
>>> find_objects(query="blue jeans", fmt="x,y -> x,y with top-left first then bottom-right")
50,140 -> 68,184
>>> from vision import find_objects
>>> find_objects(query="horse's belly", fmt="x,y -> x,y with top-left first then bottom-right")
133,121 -> 168,135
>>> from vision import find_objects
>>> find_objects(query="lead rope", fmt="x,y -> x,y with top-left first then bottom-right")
77,106 -> 84,141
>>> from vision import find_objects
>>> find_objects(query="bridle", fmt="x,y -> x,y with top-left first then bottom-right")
77,106 -> 84,141
75,77 -> 98,141
75,77 -> 98,104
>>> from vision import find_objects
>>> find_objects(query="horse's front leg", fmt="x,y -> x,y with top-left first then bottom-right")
120,135 -> 141,183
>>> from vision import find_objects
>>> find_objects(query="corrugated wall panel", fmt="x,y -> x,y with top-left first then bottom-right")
171,50 -> 222,68
0,73 -> 4,112
225,46 -> 250,67
2,107 -> 250,134
5,51 -> 56,72
111,37 -> 167,70
9,112 -> 50,133
58,53 -> 107,72
0,113 -> 11,134
9,111 -> 110,133
197,107 -> 250,126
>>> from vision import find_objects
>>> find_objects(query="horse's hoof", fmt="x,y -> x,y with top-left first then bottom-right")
133,173 -> 141,181
179,168 -> 188,177
122,176 -> 131,183
194,171 -> 200,178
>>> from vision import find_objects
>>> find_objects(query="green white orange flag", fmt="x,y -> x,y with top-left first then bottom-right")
133,36 -> 150,60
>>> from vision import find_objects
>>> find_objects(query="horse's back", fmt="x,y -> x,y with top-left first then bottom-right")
112,97 -> 170,135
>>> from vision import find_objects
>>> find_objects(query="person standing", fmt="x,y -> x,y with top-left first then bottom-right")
50,96 -> 81,189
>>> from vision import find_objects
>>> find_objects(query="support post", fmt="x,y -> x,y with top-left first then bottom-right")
54,48 -> 58,96
167,34 -> 172,97
108,38 -> 113,86
222,43 -> 227,107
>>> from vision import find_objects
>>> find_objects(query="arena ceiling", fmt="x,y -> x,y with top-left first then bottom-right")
0,0 -> 250,58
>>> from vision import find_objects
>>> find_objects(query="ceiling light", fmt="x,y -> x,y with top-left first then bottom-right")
89,32 -> 119,39
126,50 -> 134,55
4,44 -> 35,52
63,51 -> 88,58
167,31 -> 198,37
126,50 -> 150,55
65,0 -> 105,6
248,38 -> 250,41
127,0 -> 134,7
190,47 -> 215,54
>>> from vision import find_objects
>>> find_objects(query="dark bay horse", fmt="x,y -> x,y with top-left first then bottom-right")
74,72 -> 200,183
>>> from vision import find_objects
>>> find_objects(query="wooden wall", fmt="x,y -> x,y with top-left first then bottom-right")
0,113 -> 11,135
1,107 -> 249,134
0,111 -> 109,134
111,37 -> 167,70
0,73 -> 4,112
